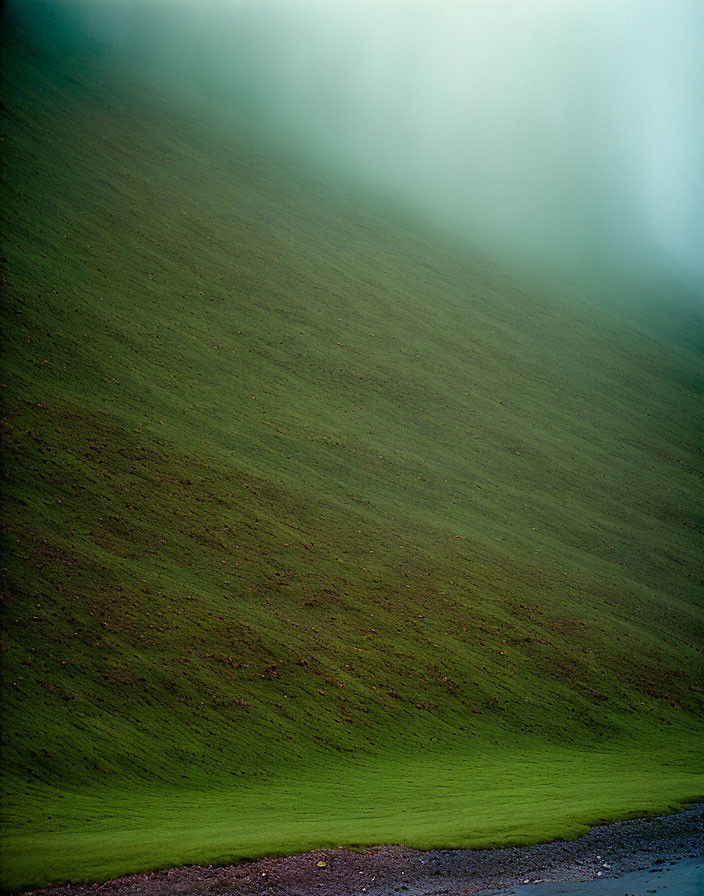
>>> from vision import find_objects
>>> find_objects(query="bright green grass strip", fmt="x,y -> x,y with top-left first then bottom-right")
1,17 -> 703,894
2,727 -> 702,891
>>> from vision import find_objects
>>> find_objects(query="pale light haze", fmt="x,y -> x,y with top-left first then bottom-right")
14,0 -> 704,299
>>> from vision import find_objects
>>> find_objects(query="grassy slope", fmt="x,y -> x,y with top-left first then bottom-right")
2,21 -> 703,892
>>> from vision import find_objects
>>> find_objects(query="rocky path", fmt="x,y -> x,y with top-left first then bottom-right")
484,856 -> 703,895
26,804 -> 703,896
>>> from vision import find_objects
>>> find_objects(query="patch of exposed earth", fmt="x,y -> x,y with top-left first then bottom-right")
26,803 -> 703,896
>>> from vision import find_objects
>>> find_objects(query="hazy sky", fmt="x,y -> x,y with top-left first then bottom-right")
13,0 -> 704,297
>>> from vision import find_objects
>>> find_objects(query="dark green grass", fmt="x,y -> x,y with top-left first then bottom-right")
1,20 -> 703,893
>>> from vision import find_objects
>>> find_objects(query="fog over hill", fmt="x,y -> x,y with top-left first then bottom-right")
12,0 -> 704,303
2,4 -> 704,889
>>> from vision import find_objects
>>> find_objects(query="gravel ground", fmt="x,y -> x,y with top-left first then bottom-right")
25,804 -> 703,896
483,857 -> 703,895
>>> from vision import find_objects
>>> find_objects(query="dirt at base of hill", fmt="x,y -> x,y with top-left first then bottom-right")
25,803 -> 704,896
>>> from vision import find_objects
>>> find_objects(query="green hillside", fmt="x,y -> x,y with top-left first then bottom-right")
1,19 -> 703,893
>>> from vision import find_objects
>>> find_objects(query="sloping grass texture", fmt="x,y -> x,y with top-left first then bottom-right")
1,20 -> 703,893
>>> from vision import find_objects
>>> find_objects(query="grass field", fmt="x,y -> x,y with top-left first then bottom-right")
1,14 -> 703,893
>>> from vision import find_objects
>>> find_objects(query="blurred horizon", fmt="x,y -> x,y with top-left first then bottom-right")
10,0 -> 704,306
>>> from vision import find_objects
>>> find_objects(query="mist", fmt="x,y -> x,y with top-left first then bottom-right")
11,0 -> 704,303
